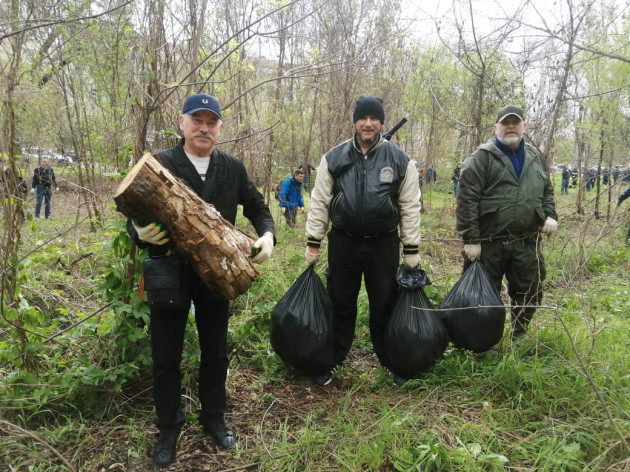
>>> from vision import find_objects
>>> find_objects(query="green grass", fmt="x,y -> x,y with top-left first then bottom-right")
1,183 -> 629,471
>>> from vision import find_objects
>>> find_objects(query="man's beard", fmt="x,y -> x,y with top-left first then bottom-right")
497,135 -> 521,149
358,133 -> 378,146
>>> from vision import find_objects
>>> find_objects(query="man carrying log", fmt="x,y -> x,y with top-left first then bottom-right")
127,94 -> 275,468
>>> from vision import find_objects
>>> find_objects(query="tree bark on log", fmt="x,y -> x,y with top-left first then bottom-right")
113,152 -> 259,300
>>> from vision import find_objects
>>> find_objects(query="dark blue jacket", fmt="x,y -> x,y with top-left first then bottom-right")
619,186 -> 630,205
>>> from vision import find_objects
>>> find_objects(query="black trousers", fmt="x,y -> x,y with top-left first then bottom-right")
149,266 -> 229,431
326,230 -> 400,370
284,208 -> 298,227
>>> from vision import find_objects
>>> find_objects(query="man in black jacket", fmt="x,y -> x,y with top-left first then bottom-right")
128,94 -> 275,468
31,158 -> 58,220
305,95 -> 421,386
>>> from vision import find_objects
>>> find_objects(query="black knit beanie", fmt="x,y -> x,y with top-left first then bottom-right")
353,95 -> 385,123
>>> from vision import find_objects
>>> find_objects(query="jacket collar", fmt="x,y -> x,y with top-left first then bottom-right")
493,136 -> 525,157
485,139 -> 536,178
352,133 -> 383,156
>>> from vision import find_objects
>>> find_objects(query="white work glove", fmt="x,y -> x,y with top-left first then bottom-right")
402,253 -> 421,269
541,216 -> 558,234
280,207 -> 286,214
31,188 -> 35,194
464,243 -> 482,261
132,221 -> 169,245
305,247 -> 321,266
251,232 -> 274,264
300,207 -> 305,213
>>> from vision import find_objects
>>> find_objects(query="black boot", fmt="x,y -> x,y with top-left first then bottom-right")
203,415 -> 237,450
511,306 -> 535,339
153,427 -> 181,468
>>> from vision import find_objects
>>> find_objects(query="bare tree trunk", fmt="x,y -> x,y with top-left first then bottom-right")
185,0 -> 208,93
575,105 -> 586,216
1,0 -> 31,369
594,125 -> 605,220
470,68 -> 485,152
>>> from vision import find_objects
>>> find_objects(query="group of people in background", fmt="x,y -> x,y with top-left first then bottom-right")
559,164 -> 630,195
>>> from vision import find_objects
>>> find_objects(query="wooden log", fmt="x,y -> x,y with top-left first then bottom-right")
113,152 -> 259,300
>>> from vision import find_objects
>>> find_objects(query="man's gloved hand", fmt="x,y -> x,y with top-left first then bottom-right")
280,207 -> 286,214
464,243 -> 482,261
305,247 -> 320,266
402,253 -> 421,269
132,221 -> 169,245
541,216 -> 558,234
300,207 -> 305,213
251,232 -> 274,264
31,188 -> 35,194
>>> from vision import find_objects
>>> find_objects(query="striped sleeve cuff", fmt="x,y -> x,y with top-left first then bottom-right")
307,237 -> 321,249
402,244 -> 418,255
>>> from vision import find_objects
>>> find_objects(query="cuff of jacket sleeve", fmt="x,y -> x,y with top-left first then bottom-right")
307,237 -> 321,249
402,245 -> 418,255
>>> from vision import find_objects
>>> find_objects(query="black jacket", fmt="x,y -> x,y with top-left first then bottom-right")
326,139 -> 410,236
32,166 -> 57,188
127,139 -> 275,256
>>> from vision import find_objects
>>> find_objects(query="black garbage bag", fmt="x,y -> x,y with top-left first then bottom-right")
270,266 -> 334,374
395,263 -> 432,289
385,265 -> 448,378
440,261 -> 506,352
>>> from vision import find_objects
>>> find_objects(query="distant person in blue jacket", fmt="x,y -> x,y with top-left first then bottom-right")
279,169 -> 305,227
618,186 -> 630,244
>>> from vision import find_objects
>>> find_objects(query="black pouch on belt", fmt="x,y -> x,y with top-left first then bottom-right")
142,256 -> 190,310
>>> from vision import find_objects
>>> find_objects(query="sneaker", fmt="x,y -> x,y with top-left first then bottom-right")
312,363 -> 342,386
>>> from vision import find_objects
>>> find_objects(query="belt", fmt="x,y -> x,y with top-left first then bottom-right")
332,226 -> 397,240
486,232 -> 540,244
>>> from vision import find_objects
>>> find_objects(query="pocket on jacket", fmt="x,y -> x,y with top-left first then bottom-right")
479,203 -> 499,237
143,256 -> 190,311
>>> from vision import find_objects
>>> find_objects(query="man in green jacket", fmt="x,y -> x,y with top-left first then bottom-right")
456,105 -> 557,339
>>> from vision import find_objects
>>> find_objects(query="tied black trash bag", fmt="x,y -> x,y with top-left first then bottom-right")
270,266 -> 334,374
385,265 -> 448,379
440,261 -> 506,352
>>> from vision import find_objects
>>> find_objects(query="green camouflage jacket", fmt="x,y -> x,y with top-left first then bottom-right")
456,140 -> 557,244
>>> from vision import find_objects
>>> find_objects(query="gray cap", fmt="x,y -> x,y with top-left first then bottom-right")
496,105 -> 524,123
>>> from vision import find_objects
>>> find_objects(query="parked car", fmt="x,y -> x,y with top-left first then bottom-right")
21,147 -> 73,166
